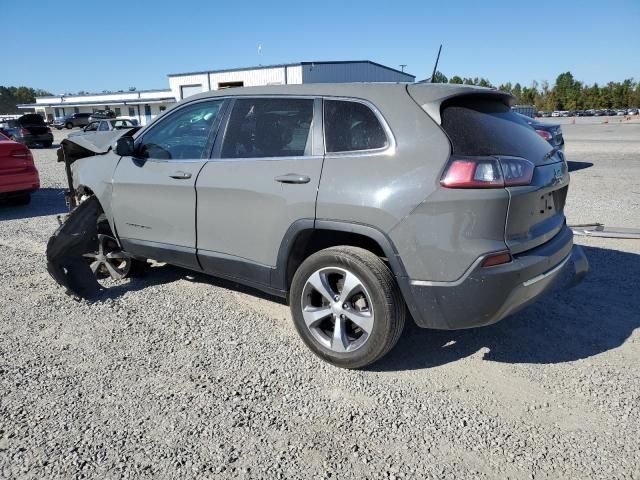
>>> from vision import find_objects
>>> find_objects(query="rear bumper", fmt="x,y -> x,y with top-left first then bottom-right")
0,169 -> 40,195
19,133 -> 53,146
402,225 -> 588,329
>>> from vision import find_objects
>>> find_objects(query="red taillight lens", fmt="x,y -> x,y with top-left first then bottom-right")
10,148 -> 32,161
535,129 -> 552,141
481,251 -> 512,267
441,157 -> 534,188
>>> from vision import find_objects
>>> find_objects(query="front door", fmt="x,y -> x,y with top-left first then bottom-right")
196,97 -> 323,288
111,99 -> 226,269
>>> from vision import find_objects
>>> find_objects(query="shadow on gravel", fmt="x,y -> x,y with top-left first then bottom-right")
0,188 -> 67,221
567,161 -> 594,172
371,245 -> 640,372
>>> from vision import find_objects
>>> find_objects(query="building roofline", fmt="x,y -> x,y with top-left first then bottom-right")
35,88 -> 172,100
18,97 -> 176,108
168,60 -> 415,79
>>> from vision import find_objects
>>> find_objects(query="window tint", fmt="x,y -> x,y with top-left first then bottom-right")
85,122 -> 99,132
324,100 -> 388,153
221,98 -> 313,158
441,97 -> 550,159
98,121 -> 110,131
138,100 -> 224,160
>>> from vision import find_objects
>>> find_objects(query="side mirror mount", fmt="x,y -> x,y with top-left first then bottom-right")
115,136 -> 135,157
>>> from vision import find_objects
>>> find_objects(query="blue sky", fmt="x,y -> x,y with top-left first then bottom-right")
3,0 -> 639,94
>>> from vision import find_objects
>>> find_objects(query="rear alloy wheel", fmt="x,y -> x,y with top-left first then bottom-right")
290,246 -> 405,369
66,122 -> 73,129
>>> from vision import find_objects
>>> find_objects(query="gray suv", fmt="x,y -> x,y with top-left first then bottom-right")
47,83 -> 588,369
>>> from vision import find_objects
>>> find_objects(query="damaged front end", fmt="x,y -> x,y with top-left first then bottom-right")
48,129 -> 141,299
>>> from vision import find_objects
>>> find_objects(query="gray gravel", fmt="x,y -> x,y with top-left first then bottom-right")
1,121 -> 639,479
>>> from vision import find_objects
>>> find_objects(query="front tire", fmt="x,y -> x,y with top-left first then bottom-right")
65,122 -> 73,129
290,246 -> 405,369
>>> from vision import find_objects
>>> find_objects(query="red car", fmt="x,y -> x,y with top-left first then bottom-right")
0,132 -> 40,205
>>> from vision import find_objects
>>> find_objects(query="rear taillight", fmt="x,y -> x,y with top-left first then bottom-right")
10,147 -> 32,161
441,157 -> 534,188
535,129 -> 552,141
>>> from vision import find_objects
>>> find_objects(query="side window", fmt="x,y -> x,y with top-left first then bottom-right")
324,100 -> 388,153
221,98 -> 313,158
137,100 -> 224,160
85,122 -> 99,132
98,121 -> 110,131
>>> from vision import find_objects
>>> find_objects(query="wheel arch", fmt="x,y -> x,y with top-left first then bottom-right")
273,219 -> 410,293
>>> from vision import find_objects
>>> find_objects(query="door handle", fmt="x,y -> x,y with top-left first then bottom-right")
275,173 -> 311,184
170,171 -> 192,180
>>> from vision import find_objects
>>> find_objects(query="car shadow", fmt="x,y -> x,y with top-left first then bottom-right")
370,245 -> 640,371
0,188 -> 68,221
567,161 -> 594,172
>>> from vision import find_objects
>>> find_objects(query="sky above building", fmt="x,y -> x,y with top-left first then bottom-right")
3,0 -> 639,94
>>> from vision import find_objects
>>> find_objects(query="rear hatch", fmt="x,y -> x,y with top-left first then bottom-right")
419,92 -> 569,255
18,114 -> 49,135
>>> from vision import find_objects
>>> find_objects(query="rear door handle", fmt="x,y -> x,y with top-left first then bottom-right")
170,171 -> 192,180
275,173 -> 311,184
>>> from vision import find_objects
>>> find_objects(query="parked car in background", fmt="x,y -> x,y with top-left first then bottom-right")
48,83 -> 588,368
616,109 -> 627,116
88,110 -> 116,122
540,111 -> 552,118
0,114 -> 53,148
584,110 -> 595,116
54,113 -> 92,130
515,113 -> 564,152
0,132 -> 40,205
68,118 -> 138,138
551,111 -> 561,117
627,108 -> 639,115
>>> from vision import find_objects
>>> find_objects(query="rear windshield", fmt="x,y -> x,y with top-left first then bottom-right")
18,114 -> 46,125
441,97 -> 550,160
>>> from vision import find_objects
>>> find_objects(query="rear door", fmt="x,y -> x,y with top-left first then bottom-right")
195,96 -> 322,288
111,99 -> 226,269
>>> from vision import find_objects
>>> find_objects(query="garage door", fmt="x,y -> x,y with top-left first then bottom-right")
180,84 -> 203,99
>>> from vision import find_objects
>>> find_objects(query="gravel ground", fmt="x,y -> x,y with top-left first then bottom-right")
1,119 -> 639,479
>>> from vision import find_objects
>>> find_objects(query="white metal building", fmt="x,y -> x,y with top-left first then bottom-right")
19,61 -> 415,125
168,61 -> 415,100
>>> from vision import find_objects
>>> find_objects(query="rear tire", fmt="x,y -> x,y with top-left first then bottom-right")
44,142 -> 53,148
289,246 -> 405,369
65,122 -> 73,129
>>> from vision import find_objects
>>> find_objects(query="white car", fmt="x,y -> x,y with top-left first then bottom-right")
551,111 -> 561,117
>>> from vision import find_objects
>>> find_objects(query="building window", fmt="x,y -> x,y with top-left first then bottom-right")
74,107 -> 79,113
128,107 -> 136,117
159,105 -> 166,112
54,108 -> 60,117
218,81 -> 244,89
115,107 -> 121,116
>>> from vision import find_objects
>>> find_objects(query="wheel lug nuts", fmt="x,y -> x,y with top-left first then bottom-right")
334,295 -> 340,301
343,303 -> 349,309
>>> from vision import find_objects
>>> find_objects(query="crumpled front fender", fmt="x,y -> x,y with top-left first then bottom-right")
46,197 -> 102,299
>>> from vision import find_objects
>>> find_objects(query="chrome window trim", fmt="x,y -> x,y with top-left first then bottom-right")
210,154 -> 324,164
322,96 -> 396,157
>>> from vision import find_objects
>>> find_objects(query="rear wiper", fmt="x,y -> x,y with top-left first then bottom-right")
543,146 -> 560,161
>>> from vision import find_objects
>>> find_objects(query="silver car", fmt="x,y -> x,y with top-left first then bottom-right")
68,118 -> 137,138
47,83 -> 588,368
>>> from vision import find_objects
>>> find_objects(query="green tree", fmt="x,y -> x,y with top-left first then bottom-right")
431,71 -> 448,83
449,76 -> 463,84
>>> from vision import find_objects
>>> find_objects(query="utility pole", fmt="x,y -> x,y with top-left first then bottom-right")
399,64 -> 407,72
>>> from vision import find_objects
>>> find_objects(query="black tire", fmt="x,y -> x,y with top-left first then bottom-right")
9,193 -> 31,206
65,122 -> 73,129
44,142 -> 53,148
290,246 -> 406,369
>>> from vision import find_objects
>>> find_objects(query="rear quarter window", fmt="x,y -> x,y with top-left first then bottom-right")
441,96 -> 550,160
324,100 -> 388,153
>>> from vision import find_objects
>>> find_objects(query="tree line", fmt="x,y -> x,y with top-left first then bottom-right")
431,71 -> 640,111
0,86 -> 52,114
